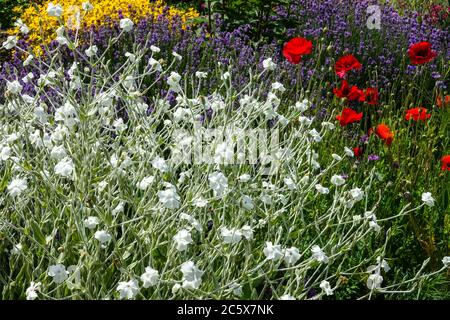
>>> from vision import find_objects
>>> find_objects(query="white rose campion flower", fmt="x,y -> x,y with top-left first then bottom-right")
6,80 -> 23,95
331,175 -> 346,186
94,230 -> 111,245
315,184 -> 329,195
195,71 -> 208,78
173,229 -> 193,251
112,202 -> 125,215
192,197 -> 208,208
263,242 -> 283,261
54,158 -> 75,178
180,261 -> 203,290
240,225 -> 253,240
82,1 -> 94,11
284,177 -> 297,190
2,36 -> 18,50
116,279 -> 139,299
47,3 -> 63,17
421,192 -> 435,207
158,186 -> 181,209
140,267 -> 159,288
167,72 -> 182,93
220,227 -> 242,244
83,216 -> 99,230
238,174 -> 251,182
26,282 -> 41,300
208,171 -> 228,197
279,294 -> 296,300
85,45 -> 98,58
349,187 -> 364,202
271,82 -> 285,92
137,176 -> 155,190
172,51 -> 182,61
152,156 -> 169,172
14,19 -> 29,34
48,264 -> 69,284
50,145 -> 67,160
344,147 -> 354,157
332,154 -> 342,161
442,256 -> 450,267
367,273 -> 383,290
320,280 -> 334,296
262,57 -> 276,71
148,58 -> 162,71
311,245 -> 329,264
119,18 -> 134,32
241,195 -> 254,210
150,45 -> 160,53
7,178 -> 27,197
295,99 -> 311,112
283,247 -> 300,265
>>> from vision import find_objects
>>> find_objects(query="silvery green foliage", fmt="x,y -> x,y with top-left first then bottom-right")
0,27 -> 447,300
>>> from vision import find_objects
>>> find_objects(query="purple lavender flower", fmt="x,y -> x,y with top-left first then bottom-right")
368,154 -> 380,162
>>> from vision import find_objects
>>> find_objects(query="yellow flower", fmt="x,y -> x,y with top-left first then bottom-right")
10,0 -> 199,53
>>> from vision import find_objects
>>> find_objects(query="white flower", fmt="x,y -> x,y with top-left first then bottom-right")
208,171 -> 228,197
14,19 -> 29,34
271,82 -> 285,92
120,18 -> 134,32
83,216 -> 99,230
117,279 -> 139,299
344,147 -> 354,157
54,158 -> 75,178
192,197 -> 208,208
6,80 -> 23,95
85,45 -> 98,57
7,178 -> 27,197
367,257 -> 391,274
150,45 -> 160,53
369,220 -> 381,232
320,280 -> 334,296
238,174 -> 251,182
94,230 -> 111,244
332,154 -> 342,161
158,186 -> 180,209
140,267 -> 159,288
284,177 -> 297,190
367,274 -> 383,290
232,283 -> 243,297
11,243 -> 22,255
180,213 -> 202,232
125,52 -> 136,62
82,1 -> 94,11
172,51 -> 182,61
48,264 -> 69,284
349,187 -> 364,202
112,202 -> 125,215
195,71 -> 208,79
442,256 -> 450,267
263,242 -> 283,261
315,184 -> 329,195
262,57 -> 276,71
148,58 -> 162,71
284,247 -> 300,265
47,3 -> 63,17
299,116 -> 313,126
321,122 -> 335,130
50,145 -> 67,160
173,229 -> 193,251
152,156 -> 169,172
220,227 -> 242,244
172,283 -> 181,294
137,176 -> 154,190
331,175 -> 346,186
295,99 -> 311,112
55,102 -> 78,128
311,245 -> 328,264
279,294 -> 296,300
221,72 -> 230,81
241,195 -> 254,210
26,281 -> 41,300
0,145 -> 11,161
167,72 -> 182,93
23,55 -> 34,66
421,192 -> 434,207
180,261 -> 203,290
240,225 -> 253,240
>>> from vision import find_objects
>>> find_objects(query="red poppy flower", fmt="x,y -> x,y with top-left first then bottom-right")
437,95 -> 450,108
441,155 -> 450,171
282,37 -> 313,64
336,108 -> 363,126
364,88 -> 379,105
375,124 -> 394,145
408,41 -> 437,65
405,107 -> 431,121
335,54 -> 362,78
353,147 -> 363,158
333,80 -> 365,102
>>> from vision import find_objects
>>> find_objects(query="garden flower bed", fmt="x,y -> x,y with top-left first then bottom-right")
0,0 -> 448,300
